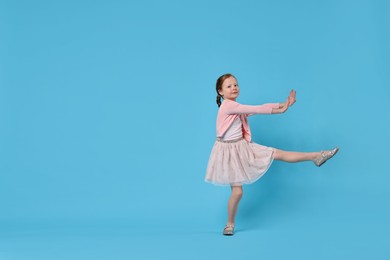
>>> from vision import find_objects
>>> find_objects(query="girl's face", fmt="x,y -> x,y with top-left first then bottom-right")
219,77 -> 240,101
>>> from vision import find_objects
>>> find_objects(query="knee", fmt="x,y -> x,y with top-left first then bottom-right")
273,148 -> 282,160
232,187 -> 243,200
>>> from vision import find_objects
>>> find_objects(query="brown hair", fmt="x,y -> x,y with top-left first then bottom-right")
216,73 -> 236,107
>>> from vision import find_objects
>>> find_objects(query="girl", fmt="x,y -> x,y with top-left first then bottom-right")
205,73 -> 339,236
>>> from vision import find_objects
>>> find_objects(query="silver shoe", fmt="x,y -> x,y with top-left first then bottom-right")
313,147 -> 339,167
223,224 -> 234,236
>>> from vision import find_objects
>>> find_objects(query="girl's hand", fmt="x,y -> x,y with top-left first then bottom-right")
272,90 -> 296,114
288,89 -> 296,106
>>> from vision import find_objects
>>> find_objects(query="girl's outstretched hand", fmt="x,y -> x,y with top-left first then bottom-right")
272,90 -> 297,114
288,89 -> 296,106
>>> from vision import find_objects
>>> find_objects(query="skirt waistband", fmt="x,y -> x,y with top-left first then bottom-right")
216,137 -> 244,143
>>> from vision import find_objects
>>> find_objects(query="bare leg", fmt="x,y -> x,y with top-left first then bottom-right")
227,185 -> 243,227
273,148 -> 321,163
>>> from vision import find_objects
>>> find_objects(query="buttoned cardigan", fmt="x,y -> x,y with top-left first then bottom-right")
216,100 -> 279,142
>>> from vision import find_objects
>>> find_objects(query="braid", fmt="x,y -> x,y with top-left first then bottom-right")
216,95 -> 222,107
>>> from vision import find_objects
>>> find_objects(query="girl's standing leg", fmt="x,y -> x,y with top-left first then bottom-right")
226,185 -> 243,228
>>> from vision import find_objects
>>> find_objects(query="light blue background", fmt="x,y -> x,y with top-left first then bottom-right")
1,0 -> 389,259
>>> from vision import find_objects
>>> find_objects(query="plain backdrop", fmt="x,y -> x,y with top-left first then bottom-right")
1,0 -> 389,259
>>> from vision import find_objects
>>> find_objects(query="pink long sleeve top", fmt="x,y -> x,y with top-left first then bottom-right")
216,100 -> 280,142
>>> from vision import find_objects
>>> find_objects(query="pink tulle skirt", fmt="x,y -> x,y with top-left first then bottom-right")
205,138 -> 274,186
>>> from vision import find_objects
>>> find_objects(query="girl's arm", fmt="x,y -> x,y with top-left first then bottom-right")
247,102 -> 285,116
225,102 -> 280,115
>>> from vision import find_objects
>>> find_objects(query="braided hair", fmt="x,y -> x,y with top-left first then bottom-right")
216,73 -> 236,107
216,95 -> 222,107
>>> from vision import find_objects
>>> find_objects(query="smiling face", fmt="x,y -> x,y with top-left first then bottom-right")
218,76 -> 240,101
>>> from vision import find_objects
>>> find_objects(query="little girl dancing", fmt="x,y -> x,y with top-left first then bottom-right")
205,73 -> 339,236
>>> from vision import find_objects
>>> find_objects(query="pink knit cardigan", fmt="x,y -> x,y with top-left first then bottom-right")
216,100 -> 279,142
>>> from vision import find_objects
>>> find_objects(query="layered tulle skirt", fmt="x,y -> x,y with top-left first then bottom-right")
205,138 -> 274,186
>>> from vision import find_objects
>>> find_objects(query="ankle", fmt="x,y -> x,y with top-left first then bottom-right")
312,152 -> 321,160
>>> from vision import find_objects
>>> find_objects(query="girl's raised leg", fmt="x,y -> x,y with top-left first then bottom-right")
273,149 -> 320,162
273,147 -> 339,166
